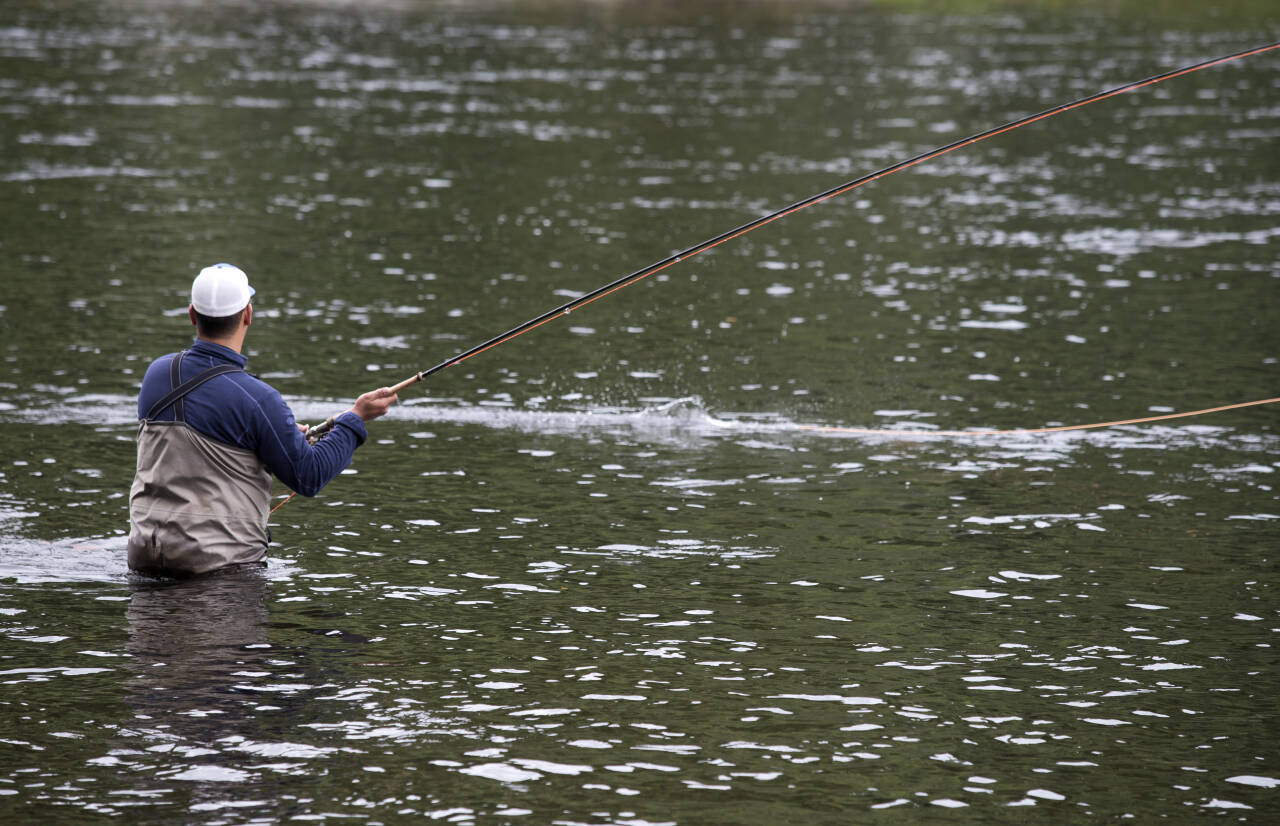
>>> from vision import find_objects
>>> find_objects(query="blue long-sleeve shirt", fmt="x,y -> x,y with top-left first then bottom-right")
136,339 -> 367,497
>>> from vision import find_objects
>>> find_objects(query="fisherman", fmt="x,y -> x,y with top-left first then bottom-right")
127,263 -> 397,577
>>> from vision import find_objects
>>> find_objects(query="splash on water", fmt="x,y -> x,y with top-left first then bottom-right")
7,392 -> 1276,455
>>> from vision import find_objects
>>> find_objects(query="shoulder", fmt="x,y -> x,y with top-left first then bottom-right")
237,369 -> 278,394
221,369 -> 287,410
138,352 -> 181,399
221,372 -> 305,437
193,369 -> 296,450
141,352 -> 179,378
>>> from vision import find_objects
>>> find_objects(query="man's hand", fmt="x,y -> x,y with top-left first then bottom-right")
350,386 -> 398,422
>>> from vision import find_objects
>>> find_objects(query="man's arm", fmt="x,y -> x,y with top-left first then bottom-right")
251,385 -> 397,497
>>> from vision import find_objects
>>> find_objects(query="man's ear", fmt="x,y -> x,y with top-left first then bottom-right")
243,304 -> 253,328
188,305 -> 198,326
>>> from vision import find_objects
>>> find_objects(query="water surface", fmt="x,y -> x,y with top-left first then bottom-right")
1,0 -> 1277,822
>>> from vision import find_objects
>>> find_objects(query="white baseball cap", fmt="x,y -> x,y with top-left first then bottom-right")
191,263 -> 256,316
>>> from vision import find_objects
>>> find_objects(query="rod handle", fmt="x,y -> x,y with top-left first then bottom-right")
306,415 -> 336,445
389,372 -> 424,394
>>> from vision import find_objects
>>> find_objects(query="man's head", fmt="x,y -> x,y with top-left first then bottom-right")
190,263 -> 255,340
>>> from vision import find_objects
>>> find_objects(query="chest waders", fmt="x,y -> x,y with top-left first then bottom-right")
127,352 -> 274,577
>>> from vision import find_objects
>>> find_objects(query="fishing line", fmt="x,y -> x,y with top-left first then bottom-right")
301,39 -> 1279,447
799,396 -> 1280,438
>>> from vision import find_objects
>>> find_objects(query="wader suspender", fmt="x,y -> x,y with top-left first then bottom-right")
144,351 -> 242,422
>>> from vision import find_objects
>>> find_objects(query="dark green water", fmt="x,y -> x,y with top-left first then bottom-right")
1,0 -> 1278,822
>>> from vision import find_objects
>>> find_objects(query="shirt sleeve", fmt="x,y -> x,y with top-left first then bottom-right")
248,386 -> 369,497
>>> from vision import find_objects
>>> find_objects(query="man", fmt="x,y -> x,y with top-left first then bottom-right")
127,263 -> 397,577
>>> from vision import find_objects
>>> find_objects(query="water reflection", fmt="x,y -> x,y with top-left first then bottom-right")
127,569 -> 270,706
124,570 -> 273,790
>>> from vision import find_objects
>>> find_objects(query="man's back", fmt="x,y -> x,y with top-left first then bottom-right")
136,340 -> 368,497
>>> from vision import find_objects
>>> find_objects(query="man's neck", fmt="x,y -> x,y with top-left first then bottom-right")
196,334 -> 245,354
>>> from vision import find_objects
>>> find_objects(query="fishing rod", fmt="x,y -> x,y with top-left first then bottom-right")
306,39 -> 1280,442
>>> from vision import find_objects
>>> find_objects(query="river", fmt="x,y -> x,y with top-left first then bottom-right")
1,0 -> 1277,822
